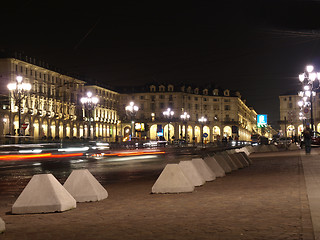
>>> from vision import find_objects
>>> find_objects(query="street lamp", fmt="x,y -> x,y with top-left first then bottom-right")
298,65 -> 320,131
7,76 -> 31,136
198,116 -> 207,147
81,91 -> 99,139
125,101 -> 139,140
180,112 -> 190,142
163,108 -> 174,143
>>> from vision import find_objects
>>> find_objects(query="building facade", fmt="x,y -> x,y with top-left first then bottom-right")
0,54 -> 261,143
0,56 -> 119,141
279,93 -> 320,137
119,84 -> 258,143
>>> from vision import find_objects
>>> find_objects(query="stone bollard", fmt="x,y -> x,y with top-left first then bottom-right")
0,217 -> 5,233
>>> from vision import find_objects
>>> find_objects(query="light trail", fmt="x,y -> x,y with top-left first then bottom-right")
0,152 -> 83,161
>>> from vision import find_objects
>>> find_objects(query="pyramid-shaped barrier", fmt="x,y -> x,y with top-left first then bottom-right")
0,217 -> 5,233
12,174 -> 76,214
179,161 -> 205,186
234,153 -> 249,167
288,144 -> 300,150
213,153 -> 232,173
227,153 -> 243,169
63,169 -> 108,202
192,158 -> 216,181
152,164 -> 194,193
239,152 -> 252,164
221,152 -> 238,171
203,155 -> 225,177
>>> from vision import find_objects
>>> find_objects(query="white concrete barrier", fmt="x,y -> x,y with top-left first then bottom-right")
0,217 -> 5,233
221,152 -> 238,171
63,169 -> 108,202
236,147 -> 250,156
245,146 -> 254,154
269,145 -> 279,152
258,145 -> 271,152
179,161 -> 206,186
152,164 -> 194,194
234,153 -> 249,167
203,156 -> 226,177
226,149 -> 236,154
239,152 -> 252,164
12,174 -> 76,214
228,154 -> 243,169
192,158 -> 216,181
288,144 -> 300,150
214,153 -> 232,173
241,147 -> 251,156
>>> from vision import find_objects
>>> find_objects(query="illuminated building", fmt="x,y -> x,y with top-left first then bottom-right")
0,53 -> 119,141
119,84 -> 258,142
0,52 -> 259,143
279,93 -> 308,137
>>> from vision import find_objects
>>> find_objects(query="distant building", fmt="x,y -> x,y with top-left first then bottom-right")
119,84 -> 258,142
279,92 -> 318,137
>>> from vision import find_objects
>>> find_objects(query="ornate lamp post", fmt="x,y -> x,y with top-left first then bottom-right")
7,76 -> 31,137
180,112 -> 190,142
81,91 -> 99,139
298,65 -> 320,131
163,108 -> 174,143
125,102 -> 139,140
198,116 -> 207,147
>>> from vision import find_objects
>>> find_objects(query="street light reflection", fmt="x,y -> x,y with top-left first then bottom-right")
19,149 -> 43,154
106,155 -> 159,162
58,147 -> 89,152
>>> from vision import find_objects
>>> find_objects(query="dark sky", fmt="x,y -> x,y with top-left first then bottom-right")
2,0 -> 320,129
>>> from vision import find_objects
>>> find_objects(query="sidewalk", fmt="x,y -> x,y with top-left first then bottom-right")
0,148 -> 318,240
301,149 -> 320,240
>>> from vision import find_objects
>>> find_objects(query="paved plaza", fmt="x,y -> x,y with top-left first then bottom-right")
0,147 -> 320,239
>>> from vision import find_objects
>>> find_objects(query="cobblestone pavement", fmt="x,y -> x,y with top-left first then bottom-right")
0,149 -> 315,240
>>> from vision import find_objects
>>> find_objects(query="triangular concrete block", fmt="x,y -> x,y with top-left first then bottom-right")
288,144 -> 300,150
12,174 -> 76,214
152,164 -> 194,193
0,217 -> 5,233
63,169 -> 108,202
203,156 -> 225,177
214,153 -> 232,173
234,153 -> 249,167
259,145 -> 271,152
238,147 -> 250,156
179,161 -> 206,186
228,154 -> 243,168
192,158 -> 216,181
269,145 -> 279,152
239,152 -> 252,164
221,152 -> 238,171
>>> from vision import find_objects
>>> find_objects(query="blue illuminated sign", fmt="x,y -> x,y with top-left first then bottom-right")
257,114 -> 267,128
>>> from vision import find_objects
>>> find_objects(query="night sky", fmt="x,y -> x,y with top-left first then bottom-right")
2,0 -> 320,129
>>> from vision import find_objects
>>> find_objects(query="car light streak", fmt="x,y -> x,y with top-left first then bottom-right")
107,155 -> 158,162
100,151 -> 165,157
0,152 -> 83,161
